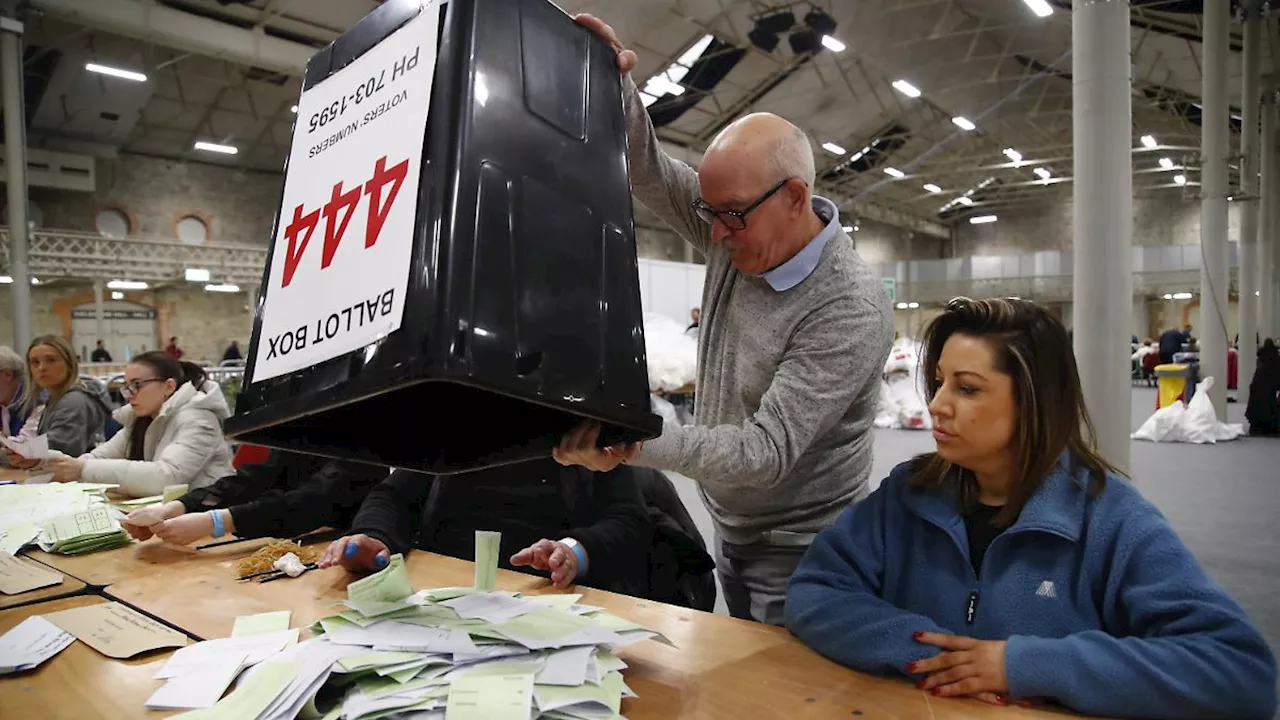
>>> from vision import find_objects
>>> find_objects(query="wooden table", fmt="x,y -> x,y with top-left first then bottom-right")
0,595 -> 176,719
0,566 -> 86,610
106,550 -> 1079,719
25,536 -> 272,587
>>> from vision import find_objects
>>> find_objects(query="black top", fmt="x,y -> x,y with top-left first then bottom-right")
91,348 -> 113,362
180,450 -> 388,539
348,459 -> 652,595
964,502 -> 1005,577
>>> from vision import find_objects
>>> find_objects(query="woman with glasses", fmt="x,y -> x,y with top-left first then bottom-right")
785,298 -> 1275,719
42,350 -> 234,498
2,335 -> 112,465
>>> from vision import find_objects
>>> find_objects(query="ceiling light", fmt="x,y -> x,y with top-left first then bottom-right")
205,283 -> 241,293
1003,148 -> 1023,164
884,167 -> 905,178
290,105 -> 298,113
822,142 -> 846,155
895,302 -> 909,310
0,275 -> 8,283
952,116 -> 976,131
1159,157 -> 1174,170
85,62 -> 148,83
969,215 -> 998,224
111,291 -> 124,300
1034,167 -> 1051,180
892,79 -> 922,98
1140,134 -> 1157,149
1021,0 -> 1053,17
184,268 -> 212,282
908,302 -> 920,309
956,196 -> 974,206
31,277 -> 39,285
108,279 -> 148,290
194,141 -> 238,155
820,36 -> 846,52
1172,292 -> 1193,300
923,183 -> 942,193
1174,174 -> 1187,185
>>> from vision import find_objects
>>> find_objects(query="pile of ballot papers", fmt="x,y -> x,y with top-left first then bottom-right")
0,481 -> 131,555
158,554 -> 669,719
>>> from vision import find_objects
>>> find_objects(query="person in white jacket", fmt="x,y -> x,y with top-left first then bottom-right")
44,351 -> 234,498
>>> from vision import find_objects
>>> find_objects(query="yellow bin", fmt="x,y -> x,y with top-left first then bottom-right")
1154,363 -> 1190,408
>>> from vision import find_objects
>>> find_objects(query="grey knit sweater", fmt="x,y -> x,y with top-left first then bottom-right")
625,77 -> 894,545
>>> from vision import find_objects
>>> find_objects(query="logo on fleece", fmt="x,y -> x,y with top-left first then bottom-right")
1035,580 -> 1057,598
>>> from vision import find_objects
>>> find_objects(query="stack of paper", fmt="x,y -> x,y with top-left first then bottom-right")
152,554 -> 665,719
37,506 -> 133,555
0,482 -> 122,554
0,616 -> 74,674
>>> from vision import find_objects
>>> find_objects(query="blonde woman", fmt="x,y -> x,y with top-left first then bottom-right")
2,336 -> 111,467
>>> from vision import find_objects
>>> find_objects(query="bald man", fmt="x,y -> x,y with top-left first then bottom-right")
556,16 -> 893,625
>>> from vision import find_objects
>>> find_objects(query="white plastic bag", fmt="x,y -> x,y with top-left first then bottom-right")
642,313 -> 698,392
1132,377 -> 1244,443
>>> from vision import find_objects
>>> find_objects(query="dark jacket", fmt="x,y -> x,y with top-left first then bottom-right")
39,380 -> 113,456
90,348 -> 112,363
180,450 -> 389,539
349,459 -> 652,598
1245,347 -> 1280,434
630,467 -> 716,611
1158,328 -> 1184,363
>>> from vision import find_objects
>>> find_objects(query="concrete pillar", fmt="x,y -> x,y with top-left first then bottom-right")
0,14 -> 30,351
1072,0 -> 1132,470
1198,0 -> 1229,417
92,279 -> 106,350
1238,10 -> 1261,409
1262,91 -> 1277,340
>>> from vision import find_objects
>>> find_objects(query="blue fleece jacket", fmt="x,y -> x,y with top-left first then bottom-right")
785,457 -> 1277,720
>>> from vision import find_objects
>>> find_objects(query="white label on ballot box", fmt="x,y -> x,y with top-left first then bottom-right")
252,1 -> 442,382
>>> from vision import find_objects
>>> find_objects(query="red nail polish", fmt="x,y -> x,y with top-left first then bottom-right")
915,680 -> 926,689
906,662 -> 918,673
995,695 -> 1008,706
913,631 -> 924,639
930,689 -> 942,696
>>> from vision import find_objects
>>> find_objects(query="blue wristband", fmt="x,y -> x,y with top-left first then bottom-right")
210,510 -> 225,538
562,539 -> 588,579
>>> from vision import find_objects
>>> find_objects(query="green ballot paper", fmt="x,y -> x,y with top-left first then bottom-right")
446,670 -> 534,720
474,530 -> 501,591
346,553 -> 413,616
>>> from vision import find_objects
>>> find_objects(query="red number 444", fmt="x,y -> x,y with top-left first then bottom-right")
281,155 -> 410,288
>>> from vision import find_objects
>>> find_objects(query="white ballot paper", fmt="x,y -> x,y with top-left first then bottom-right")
0,434 -> 50,460
0,615 -> 75,674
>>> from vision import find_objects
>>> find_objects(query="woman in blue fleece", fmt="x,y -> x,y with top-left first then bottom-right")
786,297 -> 1276,719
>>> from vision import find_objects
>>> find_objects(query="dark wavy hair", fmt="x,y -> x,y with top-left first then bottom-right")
908,297 -> 1119,525
129,351 -> 207,391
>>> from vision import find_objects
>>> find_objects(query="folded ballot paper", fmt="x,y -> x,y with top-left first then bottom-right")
158,554 -> 666,719
37,506 -> 133,555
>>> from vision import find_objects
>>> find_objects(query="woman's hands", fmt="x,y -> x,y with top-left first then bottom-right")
511,539 -> 581,588
45,457 -> 84,482
3,448 -> 40,469
910,632 -> 1017,705
319,534 -> 390,572
121,501 -> 186,540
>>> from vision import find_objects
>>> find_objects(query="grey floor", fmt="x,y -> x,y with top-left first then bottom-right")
668,387 -> 1280,707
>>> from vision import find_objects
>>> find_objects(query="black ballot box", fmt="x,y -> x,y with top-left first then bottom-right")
225,0 -> 661,473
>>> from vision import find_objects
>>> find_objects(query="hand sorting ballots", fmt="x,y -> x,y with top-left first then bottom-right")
320,534 -> 391,572
320,532 -> 585,589
510,538 -> 580,589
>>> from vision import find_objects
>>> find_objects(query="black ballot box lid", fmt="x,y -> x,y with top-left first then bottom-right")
225,0 -> 661,473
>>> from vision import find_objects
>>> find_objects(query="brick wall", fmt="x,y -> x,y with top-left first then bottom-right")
0,282 -> 251,363
28,153 -> 282,245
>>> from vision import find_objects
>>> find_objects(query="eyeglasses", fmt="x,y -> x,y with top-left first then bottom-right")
692,177 -> 794,232
121,378 -> 162,398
